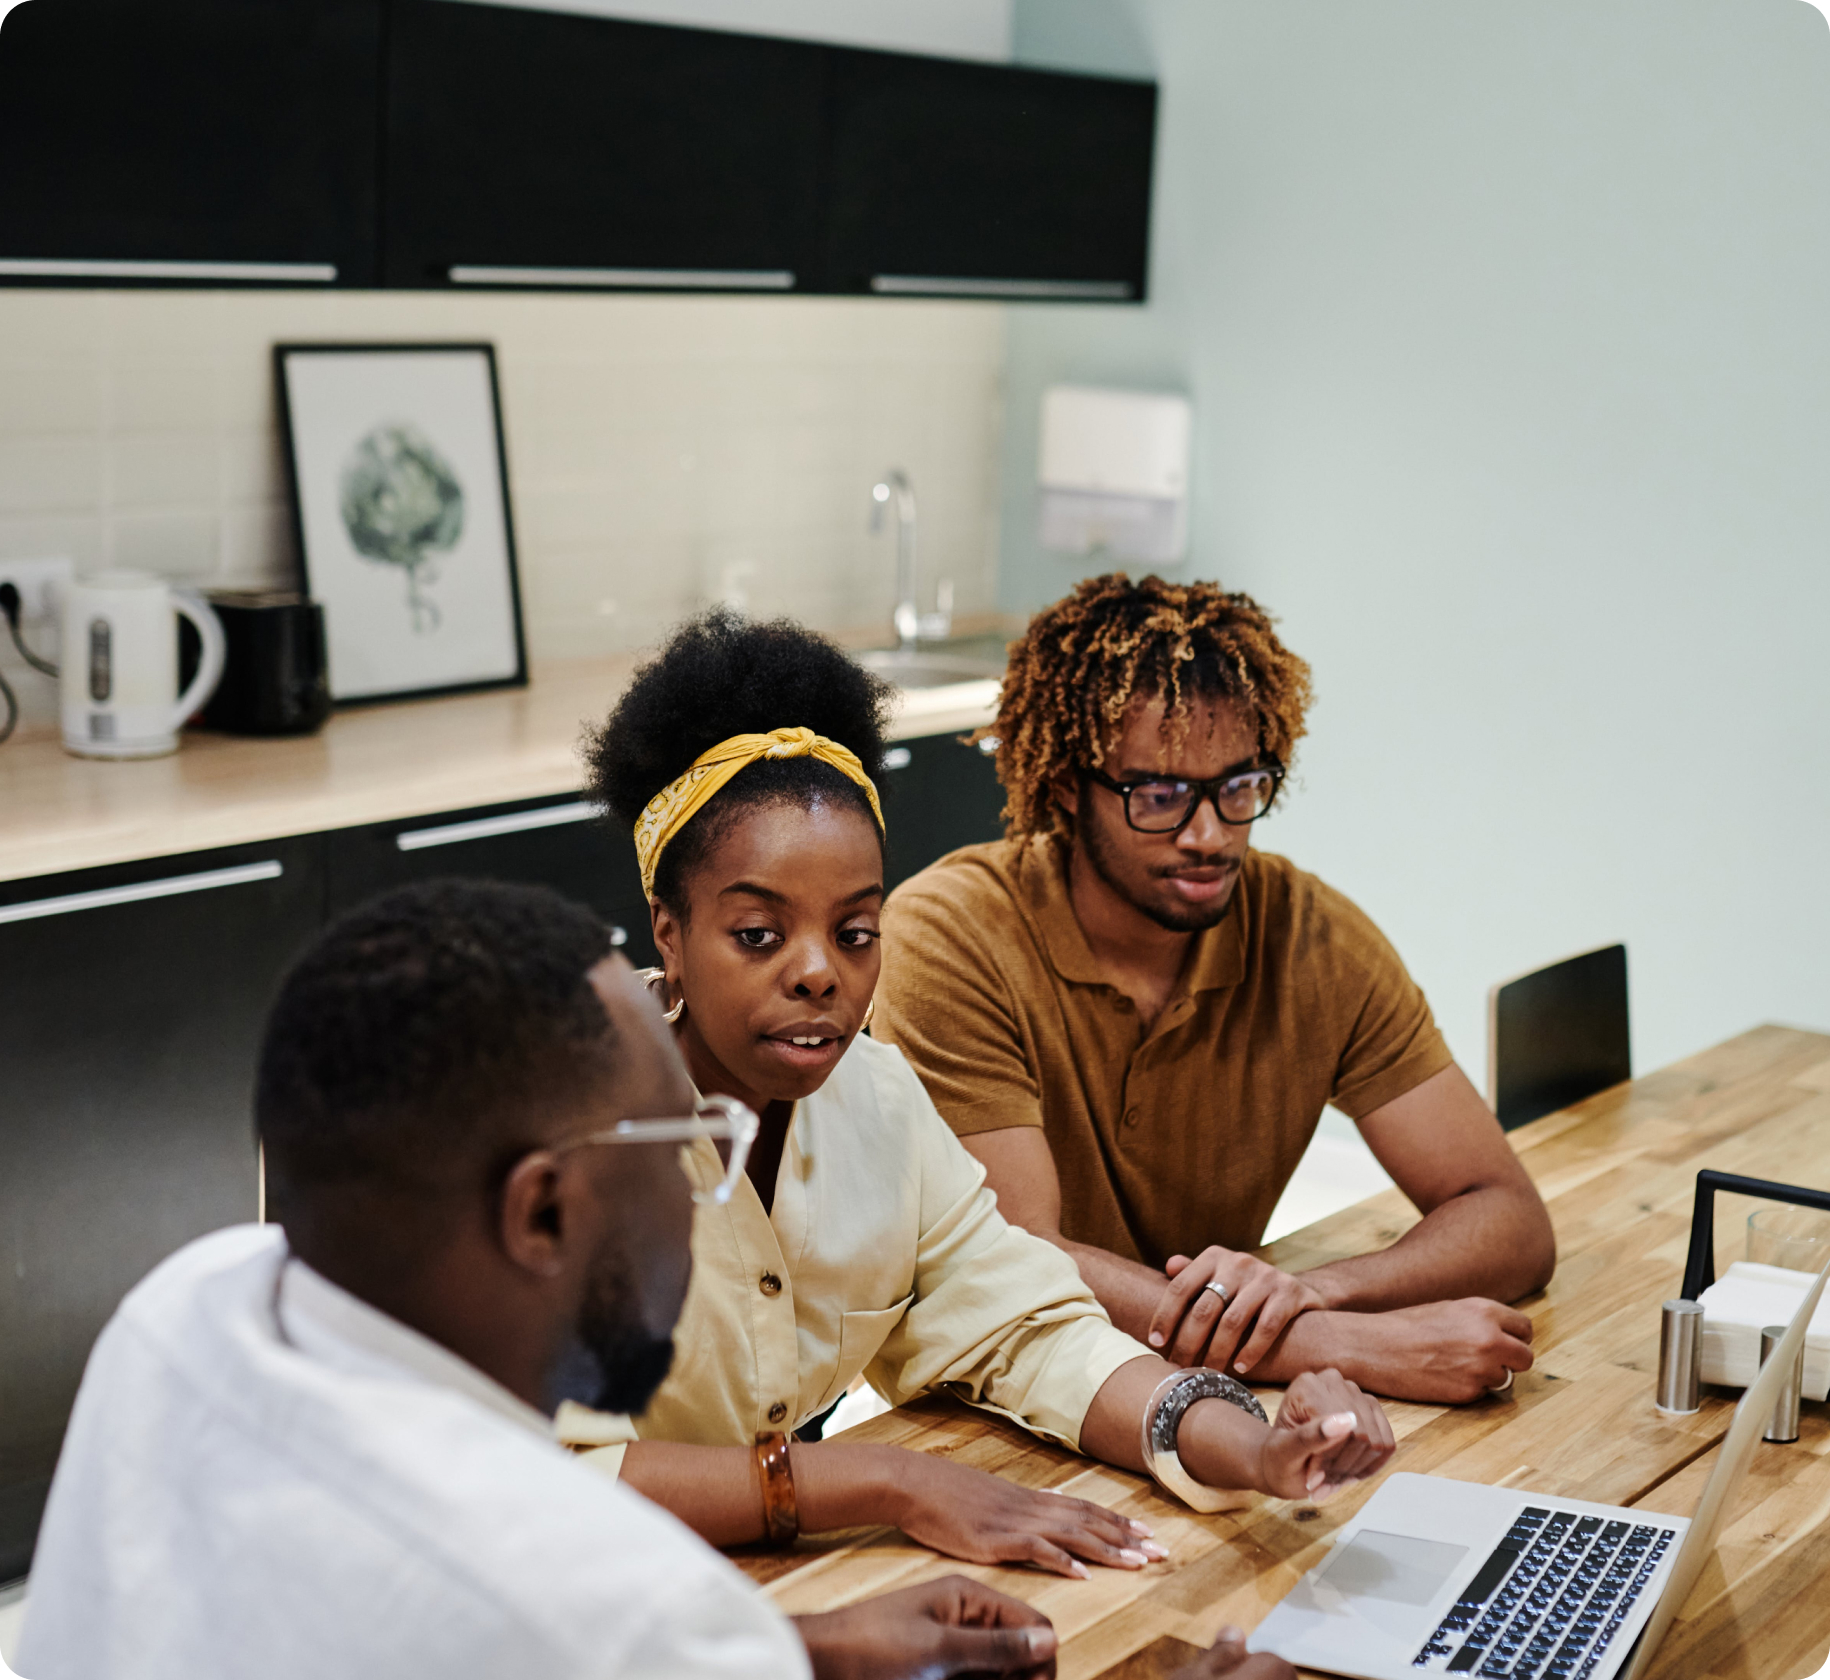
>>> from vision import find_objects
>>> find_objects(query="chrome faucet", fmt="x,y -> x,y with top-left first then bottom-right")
871,469 -> 952,650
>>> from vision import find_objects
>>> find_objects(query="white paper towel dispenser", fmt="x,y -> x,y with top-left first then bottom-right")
1038,385 -> 1191,565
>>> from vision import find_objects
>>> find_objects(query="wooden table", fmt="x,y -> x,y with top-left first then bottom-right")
731,1025 -> 1830,1680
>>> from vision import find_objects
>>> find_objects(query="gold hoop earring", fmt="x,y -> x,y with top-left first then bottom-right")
860,998 -> 875,1033
638,966 -> 686,1026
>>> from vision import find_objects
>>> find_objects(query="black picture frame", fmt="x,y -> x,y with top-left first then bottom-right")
274,341 -> 528,706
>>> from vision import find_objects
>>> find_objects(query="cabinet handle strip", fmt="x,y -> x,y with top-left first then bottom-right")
0,258 -> 338,283
0,860 -> 284,924
396,801 -> 600,851
870,275 -> 1133,301
448,265 -> 794,291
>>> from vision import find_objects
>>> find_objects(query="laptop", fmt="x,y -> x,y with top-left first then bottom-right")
1250,1255 -> 1830,1680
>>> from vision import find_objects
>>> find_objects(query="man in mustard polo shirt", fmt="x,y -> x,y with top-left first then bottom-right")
875,574 -> 1555,1405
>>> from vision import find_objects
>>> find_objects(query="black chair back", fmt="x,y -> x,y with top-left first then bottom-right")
1487,943 -> 1630,1129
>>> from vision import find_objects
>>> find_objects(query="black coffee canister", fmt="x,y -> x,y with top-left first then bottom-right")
200,590 -> 332,735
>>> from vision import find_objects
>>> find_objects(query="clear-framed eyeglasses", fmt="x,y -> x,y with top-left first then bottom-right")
1084,761 -> 1285,833
552,1093 -> 760,1206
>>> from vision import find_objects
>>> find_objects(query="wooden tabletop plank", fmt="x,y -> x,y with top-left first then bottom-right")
731,1025 -> 1830,1680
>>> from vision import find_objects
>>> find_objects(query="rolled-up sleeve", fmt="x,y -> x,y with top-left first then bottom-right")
554,1401 -> 638,1479
862,1055 -> 1151,1451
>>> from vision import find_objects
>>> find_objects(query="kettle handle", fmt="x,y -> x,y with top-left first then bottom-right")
169,590 -> 226,732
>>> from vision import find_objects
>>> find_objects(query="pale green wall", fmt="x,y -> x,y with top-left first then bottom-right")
1006,0 -> 1830,1079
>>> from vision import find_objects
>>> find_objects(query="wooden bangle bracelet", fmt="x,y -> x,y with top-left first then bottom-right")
753,1430 -> 800,1545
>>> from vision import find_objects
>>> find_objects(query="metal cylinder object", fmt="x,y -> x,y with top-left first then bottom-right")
1656,1299 -> 1704,1415
1760,1325 -> 1804,1444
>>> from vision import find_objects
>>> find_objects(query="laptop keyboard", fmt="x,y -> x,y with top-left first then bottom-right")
1410,1507 -> 1678,1679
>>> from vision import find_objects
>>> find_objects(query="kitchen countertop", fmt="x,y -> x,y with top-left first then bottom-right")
0,652 -> 1002,885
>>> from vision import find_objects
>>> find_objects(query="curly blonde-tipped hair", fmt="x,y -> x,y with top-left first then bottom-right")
981,573 -> 1314,838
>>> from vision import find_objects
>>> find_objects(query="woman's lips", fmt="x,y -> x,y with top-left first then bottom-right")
761,1033 -> 846,1071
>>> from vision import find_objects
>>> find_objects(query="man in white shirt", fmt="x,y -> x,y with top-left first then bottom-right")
19,879 -> 1287,1680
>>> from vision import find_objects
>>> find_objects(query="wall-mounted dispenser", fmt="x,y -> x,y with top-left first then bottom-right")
1037,384 -> 1191,565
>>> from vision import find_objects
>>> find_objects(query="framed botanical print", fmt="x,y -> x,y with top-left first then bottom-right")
275,342 -> 528,704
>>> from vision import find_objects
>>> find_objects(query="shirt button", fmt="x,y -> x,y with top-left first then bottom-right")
767,1401 -> 788,1424
760,1272 -> 782,1297
1124,1108 -> 1141,1127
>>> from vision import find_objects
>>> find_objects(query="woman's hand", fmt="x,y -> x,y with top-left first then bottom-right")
1151,1248 -> 1327,1375
1253,1369 -> 1394,1502
795,1575 -> 1057,1680
884,1447 -> 1167,1579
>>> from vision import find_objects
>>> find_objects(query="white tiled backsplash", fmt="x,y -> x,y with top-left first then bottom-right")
0,288 -> 1006,724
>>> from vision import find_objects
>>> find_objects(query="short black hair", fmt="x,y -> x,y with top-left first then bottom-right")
256,878 -> 619,1205
583,610 -> 895,909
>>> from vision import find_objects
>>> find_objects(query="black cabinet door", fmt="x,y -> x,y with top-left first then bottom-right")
820,51 -> 1156,302
325,795 -> 654,966
877,732 -> 1007,892
382,1 -> 825,292
0,0 -> 381,287
0,837 -> 325,1582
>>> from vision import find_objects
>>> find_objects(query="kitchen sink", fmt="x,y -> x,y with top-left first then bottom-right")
856,643 -> 1006,689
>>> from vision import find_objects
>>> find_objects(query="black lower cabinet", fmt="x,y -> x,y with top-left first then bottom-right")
878,732 -> 1007,892
324,795 -> 655,967
0,836 -> 325,1583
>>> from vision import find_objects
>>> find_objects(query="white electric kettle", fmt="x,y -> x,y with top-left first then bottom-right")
60,571 -> 226,759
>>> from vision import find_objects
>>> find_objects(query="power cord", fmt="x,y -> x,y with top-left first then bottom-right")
0,581 -> 57,746
0,582 -> 59,677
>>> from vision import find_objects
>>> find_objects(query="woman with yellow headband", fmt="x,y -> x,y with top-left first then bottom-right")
566,611 -> 1391,1574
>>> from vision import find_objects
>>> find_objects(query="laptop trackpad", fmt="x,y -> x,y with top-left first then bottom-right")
1319,1530 -> 1469,1607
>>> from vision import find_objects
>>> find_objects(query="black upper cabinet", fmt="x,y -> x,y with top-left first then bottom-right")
383,1 -> 826,291
819,51 -> 1156,301
0,0 -> 382,286
0,0 -> 1155,297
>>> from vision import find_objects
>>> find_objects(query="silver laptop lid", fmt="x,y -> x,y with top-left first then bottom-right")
1619,1252 -> 1830,1680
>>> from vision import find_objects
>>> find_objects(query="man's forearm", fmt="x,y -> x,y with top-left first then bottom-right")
1298,1182 -> 1555,1312
1047,1204 -> 1550,1403
1046,1232 -> 1176,1341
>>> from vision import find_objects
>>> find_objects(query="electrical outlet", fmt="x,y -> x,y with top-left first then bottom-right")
0,557 -> 74,627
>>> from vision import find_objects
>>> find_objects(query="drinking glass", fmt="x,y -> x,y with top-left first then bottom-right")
1746,1205 -> 1830,1274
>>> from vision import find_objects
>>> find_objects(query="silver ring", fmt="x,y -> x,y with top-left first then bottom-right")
1487,1369 -> 1515,1396
1204,1280 -> 1234,1309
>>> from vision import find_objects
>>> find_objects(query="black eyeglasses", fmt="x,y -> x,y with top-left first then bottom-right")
1084,761 -> 1284,833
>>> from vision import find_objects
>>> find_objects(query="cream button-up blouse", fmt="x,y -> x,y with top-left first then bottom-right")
559,1035 -> 1150,1471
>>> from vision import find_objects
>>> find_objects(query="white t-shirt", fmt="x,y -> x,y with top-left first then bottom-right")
18,1225 -> 809,1680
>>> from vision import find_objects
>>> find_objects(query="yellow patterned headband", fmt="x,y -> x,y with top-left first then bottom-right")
633,725 -> 886,898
